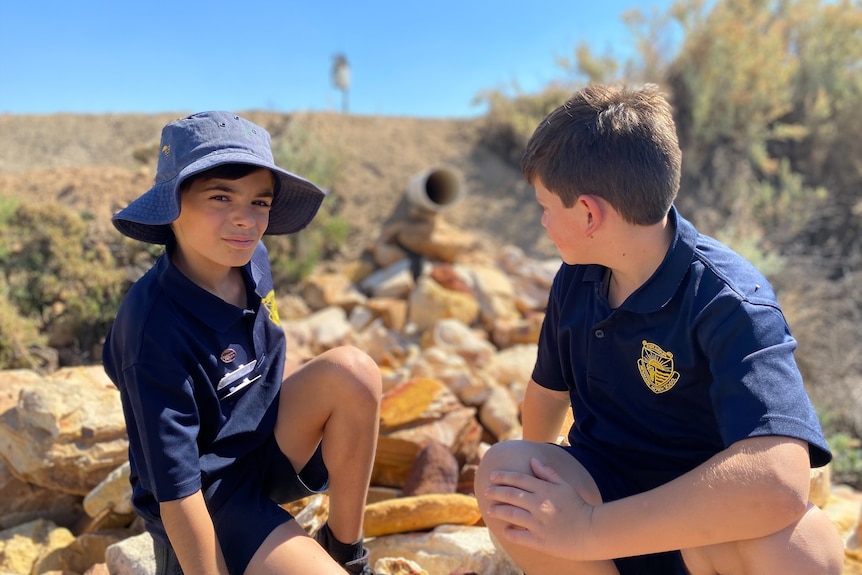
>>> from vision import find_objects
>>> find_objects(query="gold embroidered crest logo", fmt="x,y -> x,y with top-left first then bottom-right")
637,340 -> 680,394
261,290 -> 280,325
161,145 -> 171,157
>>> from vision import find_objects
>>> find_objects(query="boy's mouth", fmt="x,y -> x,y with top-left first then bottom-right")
223,236 -> 257,249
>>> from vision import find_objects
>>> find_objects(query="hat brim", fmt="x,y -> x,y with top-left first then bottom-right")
112,150 -> 326,244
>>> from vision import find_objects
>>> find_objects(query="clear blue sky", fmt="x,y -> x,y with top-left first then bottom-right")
0,1 -> 674,119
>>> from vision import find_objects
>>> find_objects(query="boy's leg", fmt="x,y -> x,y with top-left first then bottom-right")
274,346 -> 382,564
680,502 -> 844,575
474,440 -> 620,575
245,519 -> 346,575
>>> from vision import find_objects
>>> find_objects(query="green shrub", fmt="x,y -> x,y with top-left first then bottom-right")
0,200 -> 127,365
820,409 -> 862,488
0,278 -> 52,371
265,121 -> 349,287
474,84 -> 573,167
828,432 -> 862,489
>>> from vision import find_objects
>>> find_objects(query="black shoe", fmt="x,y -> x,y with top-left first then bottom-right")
343,547 -> 373,575
314,523 -> 374,575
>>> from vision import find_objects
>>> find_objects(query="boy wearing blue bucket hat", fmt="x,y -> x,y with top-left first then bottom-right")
103,111 -> 381,575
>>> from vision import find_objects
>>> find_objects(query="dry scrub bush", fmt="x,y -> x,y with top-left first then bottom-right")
473,85 -> 572,168
0,199 -> 127,367
0,279 -> 52,371
265,122 -> 349,286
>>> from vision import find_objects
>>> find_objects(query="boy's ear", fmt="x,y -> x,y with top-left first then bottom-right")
578,194 -> 606,236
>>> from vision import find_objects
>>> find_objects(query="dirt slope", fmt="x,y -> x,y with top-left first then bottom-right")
0,111 -> 555,260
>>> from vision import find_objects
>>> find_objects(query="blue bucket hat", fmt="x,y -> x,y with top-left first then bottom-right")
112,111 -> 326,244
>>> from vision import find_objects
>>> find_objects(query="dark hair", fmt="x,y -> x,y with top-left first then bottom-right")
179,163 -> 276,193
520,84 -> 681,225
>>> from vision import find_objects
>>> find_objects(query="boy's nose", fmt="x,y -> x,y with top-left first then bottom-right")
233,206 -> 256,227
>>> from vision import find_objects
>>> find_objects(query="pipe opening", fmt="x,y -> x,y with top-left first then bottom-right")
406,167 -> 465,213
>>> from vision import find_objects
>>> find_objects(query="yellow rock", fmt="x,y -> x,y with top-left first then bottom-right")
363,493 -> 481,538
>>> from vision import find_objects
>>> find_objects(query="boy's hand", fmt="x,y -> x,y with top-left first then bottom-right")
483,457 -> 595,561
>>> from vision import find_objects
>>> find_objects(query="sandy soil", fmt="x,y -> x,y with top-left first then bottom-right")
0,111 -> 556,261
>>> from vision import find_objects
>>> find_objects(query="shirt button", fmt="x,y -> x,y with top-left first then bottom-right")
595,329 -> 605,338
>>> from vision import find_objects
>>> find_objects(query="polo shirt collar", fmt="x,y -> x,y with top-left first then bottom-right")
624,206 -> 696,313
157,242 -> 254,332
583,206 -> 697,314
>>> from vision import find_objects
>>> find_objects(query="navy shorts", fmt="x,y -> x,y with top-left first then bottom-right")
558,444 -> 689,575
155,436 -> 329,575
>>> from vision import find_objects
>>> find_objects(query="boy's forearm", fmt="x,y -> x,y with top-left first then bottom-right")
521,379 -> 570,443
161,491 -> 229,575
584,436 -> 811,560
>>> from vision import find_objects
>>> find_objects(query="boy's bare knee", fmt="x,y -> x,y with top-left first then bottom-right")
475,440 -> 536,499
319,345 -> 382,402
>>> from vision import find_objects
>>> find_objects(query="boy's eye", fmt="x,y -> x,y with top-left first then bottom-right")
211,194 -> 230,202
253,200 -> 272,208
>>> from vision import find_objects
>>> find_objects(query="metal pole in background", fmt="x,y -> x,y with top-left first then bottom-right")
332,54 -> 351,114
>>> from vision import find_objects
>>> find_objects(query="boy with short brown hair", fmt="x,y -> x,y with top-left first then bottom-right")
475,85 -> 844,574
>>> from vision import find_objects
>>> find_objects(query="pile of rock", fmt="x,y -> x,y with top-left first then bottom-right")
0,211 -> 860,575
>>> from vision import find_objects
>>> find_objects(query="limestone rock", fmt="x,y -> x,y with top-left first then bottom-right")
407,277 -> 480,333
104,531 -> 156,575
428,265 -> 472,295
0,370 -> 43,412
385,408 -> 478,456
34,529 -> 129,574
370,241 -> 410,268
284,306 -> 354,353
0,459 -> 83,530
408,347 -> 493,407
353,321 -> 413,376
490,312 -> 544,349
477,385 -> 522,442
809,465 -> 831,509
84,563 -> 110,575
421,319 -> 495,370
360,259 -> 416,299
284,493 -> 329,536
363,494 -> 481,538
393,217 -> 477,264
0,519 -> 75,575
301,271 -> 367,311
83,462 -> 133,517
373,556 -> 429,575
468,265 -> 521,332
483,343 -> 538,405
372,436 -> 421,488
367,486 -> 402,505
497,245 -> 559,288
0,367 -> 128,495
509,275 -> 552,314
366,297 -> 409,332
366,525 -> 520,575
380,378 -> 462,432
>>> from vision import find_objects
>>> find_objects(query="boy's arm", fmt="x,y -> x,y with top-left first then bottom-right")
161,490 -> 230,575
587,435 -> 811,557
487,434 -> 812,561
520,379 -> 571,443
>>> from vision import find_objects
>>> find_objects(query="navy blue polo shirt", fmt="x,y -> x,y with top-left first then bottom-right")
533,207 -> 830,489
103,241 -> 286,542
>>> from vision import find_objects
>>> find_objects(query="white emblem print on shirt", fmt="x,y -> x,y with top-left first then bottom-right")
217,359 -> 260,397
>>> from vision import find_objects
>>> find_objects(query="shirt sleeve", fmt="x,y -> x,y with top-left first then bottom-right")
120,360 -> 203,502
703,297 -> 831,467
532,268 -> 569,392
